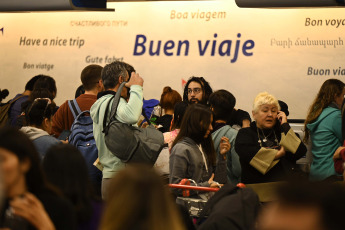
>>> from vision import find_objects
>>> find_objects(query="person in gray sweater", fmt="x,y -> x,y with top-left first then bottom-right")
169,104 -> 230,197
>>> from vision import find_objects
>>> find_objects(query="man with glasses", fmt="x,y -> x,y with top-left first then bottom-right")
182,76 -> 251,128
51,64 -> 104,138
183,76 -> 213,105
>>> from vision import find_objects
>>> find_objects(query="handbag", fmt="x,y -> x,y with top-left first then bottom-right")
102,82 -> 164,165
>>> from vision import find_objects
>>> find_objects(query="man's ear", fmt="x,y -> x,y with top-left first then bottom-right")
118,76 -> 123,83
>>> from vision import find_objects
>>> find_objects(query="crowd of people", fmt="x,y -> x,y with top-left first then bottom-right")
0,60 -> 345,230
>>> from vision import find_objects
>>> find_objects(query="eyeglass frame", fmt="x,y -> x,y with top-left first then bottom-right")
187,87 -> 202,95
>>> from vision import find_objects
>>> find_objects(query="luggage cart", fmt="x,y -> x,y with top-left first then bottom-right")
169,179 -> 220,217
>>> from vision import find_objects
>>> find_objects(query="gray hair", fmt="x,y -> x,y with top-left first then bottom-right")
253,92 -> 280,113
101,61 -> 128,90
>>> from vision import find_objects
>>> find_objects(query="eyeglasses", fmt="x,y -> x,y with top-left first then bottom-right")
187,88 -> 202,95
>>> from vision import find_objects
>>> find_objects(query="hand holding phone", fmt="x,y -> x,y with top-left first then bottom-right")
277,111 -> 287,125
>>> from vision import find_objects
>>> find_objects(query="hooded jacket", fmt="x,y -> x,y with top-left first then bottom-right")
307,105 -> 342,181
90,85 -> 143,179
20,126 -> 61,158
212,125 -> 241,184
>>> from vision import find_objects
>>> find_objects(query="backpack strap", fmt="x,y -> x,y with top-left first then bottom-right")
68,99 -> 82,119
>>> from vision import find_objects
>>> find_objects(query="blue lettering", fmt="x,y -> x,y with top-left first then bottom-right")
133,34 -> 146,55
218,40 -> 232,56
149,40 -> 161,56
198,40 -> 210,56
242,40 -> 255,56
177,40 -> 189,56
164,40 -> 175,56
230,33 -> 241,63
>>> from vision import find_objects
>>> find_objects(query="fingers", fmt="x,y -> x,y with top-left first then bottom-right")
220,136 -> 231,154
210,173 -> 214,180
126,72 -> 144,87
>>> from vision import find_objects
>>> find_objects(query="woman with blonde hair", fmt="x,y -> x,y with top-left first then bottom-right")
305,79 -> 345,181
99,165 -> 186,230
235,92 -> 306,184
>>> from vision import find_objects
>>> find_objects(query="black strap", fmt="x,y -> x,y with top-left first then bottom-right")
68,99 -> 82,119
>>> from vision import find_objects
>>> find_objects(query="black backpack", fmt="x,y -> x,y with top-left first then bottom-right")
197,184 -> 260,230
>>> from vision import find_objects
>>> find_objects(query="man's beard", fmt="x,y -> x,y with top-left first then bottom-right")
189,98 -> 207,105
189,98 -> 200,104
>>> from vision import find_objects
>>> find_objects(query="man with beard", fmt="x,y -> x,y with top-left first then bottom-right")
183,76 -> 213,105
182,76 -> 251,128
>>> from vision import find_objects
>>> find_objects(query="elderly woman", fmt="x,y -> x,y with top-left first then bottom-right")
235,92 -> 306,184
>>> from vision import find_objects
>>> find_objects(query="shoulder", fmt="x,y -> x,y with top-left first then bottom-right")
171,138 -> 196,155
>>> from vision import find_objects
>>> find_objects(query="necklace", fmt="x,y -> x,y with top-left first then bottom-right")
257,128 -> 278,147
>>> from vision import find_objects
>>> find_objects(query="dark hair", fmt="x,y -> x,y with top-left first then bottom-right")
26,98 -> 55,127
278,100 -> 289,116
100,165 -> 185,230
101,61 -> 128,90
304,79 -> 345,142
183,76 -> 213,105
29,75 -> 57,101
275,181 -> 345,230
172,104 -> 216,165
75,85 -> 85,98
160,87 -> 182,113
25,75 -> 43,91
0,127 -> 46,195
42,145 -> 94,222
342,102 -> 345,142
171,101 -> 188,130
0,89 -> 9,103
121,62 -> 135,80
81,64 -> 103,91
209,90 -> 236,122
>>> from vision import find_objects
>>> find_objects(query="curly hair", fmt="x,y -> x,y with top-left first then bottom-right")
183,76 -> 213,105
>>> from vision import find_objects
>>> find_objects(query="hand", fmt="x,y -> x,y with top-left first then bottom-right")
141,121 -> 149,128
333,146 -> 345,160
60,139 -> 69,144
208,174 -> 223,188
277,111 -> 287,125
274,146 -> 286,160
125,72 -> 144,88
10,193 -> 55,230
219,137 -> 230,155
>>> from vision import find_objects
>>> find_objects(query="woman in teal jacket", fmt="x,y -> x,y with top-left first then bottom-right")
305,79 -> 345,181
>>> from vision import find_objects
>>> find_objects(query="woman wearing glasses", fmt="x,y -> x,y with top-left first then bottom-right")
235,92 -> 306,184
20,98 -> 61,159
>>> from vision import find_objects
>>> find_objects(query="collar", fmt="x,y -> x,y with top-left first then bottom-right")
97,90 -> 116,99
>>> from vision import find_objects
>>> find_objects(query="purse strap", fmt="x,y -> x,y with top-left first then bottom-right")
109,82 -> 127,123
102,82 -> 126,134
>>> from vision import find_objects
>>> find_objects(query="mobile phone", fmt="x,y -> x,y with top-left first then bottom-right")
58,130 -> 71,140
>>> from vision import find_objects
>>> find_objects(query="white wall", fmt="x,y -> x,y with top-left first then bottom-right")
1,0 -> 344,119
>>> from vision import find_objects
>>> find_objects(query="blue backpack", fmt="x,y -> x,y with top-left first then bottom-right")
68,99 -> 102,190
